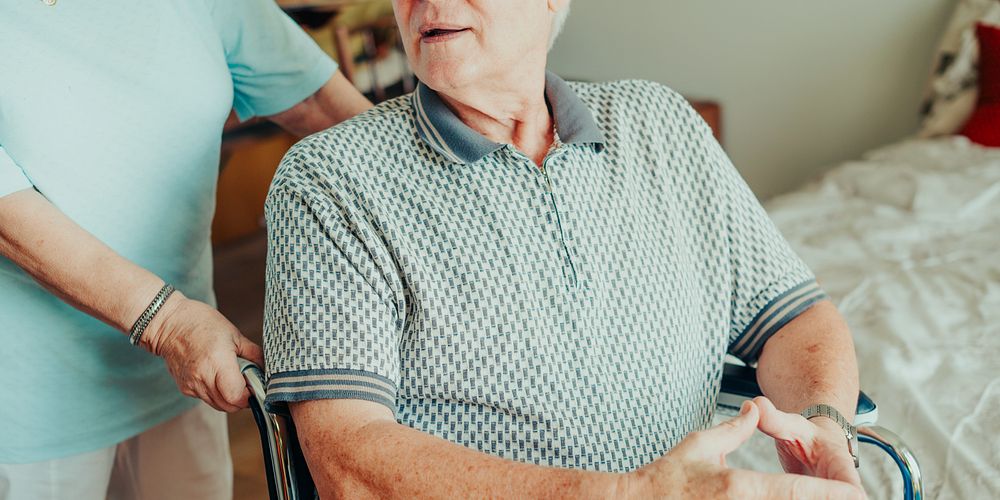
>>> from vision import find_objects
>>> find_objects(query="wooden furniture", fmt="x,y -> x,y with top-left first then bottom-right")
689,100 -> 723,145
331,15 -> 414,101
276,0 -> 369,17
276,0 -> 411,101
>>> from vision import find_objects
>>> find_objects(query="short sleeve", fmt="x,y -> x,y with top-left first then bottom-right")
0,146 -> 33,198
262,180 -> 401,414
207,0 -> 339,121
701,129 -> 827,363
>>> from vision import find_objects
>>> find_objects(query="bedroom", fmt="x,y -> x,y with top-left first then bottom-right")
0,1 -> 996,499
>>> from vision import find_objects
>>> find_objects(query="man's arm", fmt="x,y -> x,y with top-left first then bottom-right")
754,300 -> 863,488
0,189 -> 264,412
757,300 -> 859,419
266,71 -> 373,137
291,399 -> 618,498
291,397 -> 864,499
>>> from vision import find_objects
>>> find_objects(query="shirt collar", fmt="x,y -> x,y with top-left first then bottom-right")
412,71 -> 607,164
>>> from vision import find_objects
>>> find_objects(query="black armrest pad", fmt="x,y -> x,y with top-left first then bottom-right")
720,364 -> 876,416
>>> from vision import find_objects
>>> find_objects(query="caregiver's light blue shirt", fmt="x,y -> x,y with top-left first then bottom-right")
0,0 -> 336,463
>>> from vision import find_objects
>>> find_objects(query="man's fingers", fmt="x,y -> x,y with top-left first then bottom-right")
744,469 -> 866,500
754,396 -> 813,441
685,401 -> 759,461
711,401 -> 760,451
235,334 -> 265,367
825,451 -> 863,489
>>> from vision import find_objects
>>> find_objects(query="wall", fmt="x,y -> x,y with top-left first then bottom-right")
549,0 -> 957,199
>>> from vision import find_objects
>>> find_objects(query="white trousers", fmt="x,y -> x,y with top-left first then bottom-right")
0,403 -> 232,500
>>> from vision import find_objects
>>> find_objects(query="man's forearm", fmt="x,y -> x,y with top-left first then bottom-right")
756,300 -> 859,419
0,189 -> 165,333
292,400 -> 622,499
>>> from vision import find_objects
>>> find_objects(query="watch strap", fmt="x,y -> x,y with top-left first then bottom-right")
801,403 -> 860,468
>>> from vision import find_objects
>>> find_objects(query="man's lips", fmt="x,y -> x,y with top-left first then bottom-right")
419,24 -> 471,43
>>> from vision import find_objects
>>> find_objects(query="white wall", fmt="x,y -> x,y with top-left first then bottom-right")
549,0 -> 956,199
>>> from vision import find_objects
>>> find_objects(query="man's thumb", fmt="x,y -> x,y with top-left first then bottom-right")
702,401 -> 759,457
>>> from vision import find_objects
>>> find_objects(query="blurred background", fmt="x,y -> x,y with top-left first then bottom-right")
549,0 -> 955,199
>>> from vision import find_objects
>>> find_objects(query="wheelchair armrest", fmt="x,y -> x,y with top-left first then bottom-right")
239,359 -> 317,500
718,363 -> 877,426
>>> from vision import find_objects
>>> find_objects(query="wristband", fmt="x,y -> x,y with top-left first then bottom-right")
129,283 -> 176,346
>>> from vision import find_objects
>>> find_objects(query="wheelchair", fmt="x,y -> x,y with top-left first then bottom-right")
238,359 -> 923,500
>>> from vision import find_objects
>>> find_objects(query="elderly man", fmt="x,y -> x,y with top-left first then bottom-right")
263,0 -> 864,498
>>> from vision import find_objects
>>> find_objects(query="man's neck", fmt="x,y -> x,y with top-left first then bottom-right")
437,70 -> 554,167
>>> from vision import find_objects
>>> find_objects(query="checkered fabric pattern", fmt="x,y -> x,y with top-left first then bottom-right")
263,73 -> 826,472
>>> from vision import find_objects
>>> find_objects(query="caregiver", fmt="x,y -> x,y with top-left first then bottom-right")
0,1 -> 371,498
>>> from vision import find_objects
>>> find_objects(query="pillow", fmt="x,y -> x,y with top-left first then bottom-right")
918,0 -> 1000,138
959,23 -> 1000,146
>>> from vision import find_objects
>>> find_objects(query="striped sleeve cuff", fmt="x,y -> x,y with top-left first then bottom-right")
264,368 -> 397,414
729,280 -> 828,362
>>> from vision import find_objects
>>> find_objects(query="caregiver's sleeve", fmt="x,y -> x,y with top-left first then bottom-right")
206,0 -> 339,121
0,146 -> 32,198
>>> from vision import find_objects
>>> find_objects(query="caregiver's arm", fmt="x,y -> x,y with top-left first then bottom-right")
755,300 -> 863,489
0,189 -> 264,412
292,397 -> 863,499
267,71 -> 373,137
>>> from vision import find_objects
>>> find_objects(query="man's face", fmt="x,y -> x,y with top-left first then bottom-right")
392,0 -> 555,93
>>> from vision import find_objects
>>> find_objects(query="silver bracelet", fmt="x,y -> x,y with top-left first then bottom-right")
129,284 -> 176,346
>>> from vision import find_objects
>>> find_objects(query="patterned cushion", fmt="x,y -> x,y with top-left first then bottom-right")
960,23 -> 1000,146
919,0 -> 1000,138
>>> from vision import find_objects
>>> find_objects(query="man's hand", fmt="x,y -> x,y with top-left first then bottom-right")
754,396 -> 864,490
141,292 -> 265,412
624,401 -> 864,499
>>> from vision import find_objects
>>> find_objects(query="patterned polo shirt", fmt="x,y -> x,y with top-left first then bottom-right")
263,72 -> 826,472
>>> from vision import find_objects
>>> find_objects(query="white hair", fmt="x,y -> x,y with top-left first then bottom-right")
548,4 -> 571,50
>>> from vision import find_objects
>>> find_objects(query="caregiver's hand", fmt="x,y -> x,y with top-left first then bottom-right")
754,396 -> 864,491
142,291 -> 265,412
0,189 -> 264,413
626,401 -> 864,499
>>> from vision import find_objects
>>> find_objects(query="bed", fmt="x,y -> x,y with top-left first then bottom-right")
722,136 -> 1000,499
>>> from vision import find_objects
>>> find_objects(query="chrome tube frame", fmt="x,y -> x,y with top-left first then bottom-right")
857,425 -> 924,500
239,359 -> 302,500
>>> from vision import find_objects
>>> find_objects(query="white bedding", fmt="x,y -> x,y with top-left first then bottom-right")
722,137 -> 1000,499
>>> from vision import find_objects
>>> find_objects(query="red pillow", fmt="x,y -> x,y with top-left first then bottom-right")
960,23 -> 1000,147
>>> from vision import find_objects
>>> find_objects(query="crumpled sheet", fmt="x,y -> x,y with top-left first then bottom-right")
720,137 -> 1000,499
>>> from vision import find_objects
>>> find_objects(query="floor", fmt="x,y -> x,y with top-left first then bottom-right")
213,230 -> 270,500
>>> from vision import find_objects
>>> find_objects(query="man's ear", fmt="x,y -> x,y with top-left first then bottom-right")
547,0 -> 570,14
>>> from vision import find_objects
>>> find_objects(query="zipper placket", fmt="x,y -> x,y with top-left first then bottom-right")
540,148 -> 579,289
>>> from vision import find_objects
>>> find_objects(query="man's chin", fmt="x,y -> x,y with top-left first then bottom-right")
415,61 -> 481,94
